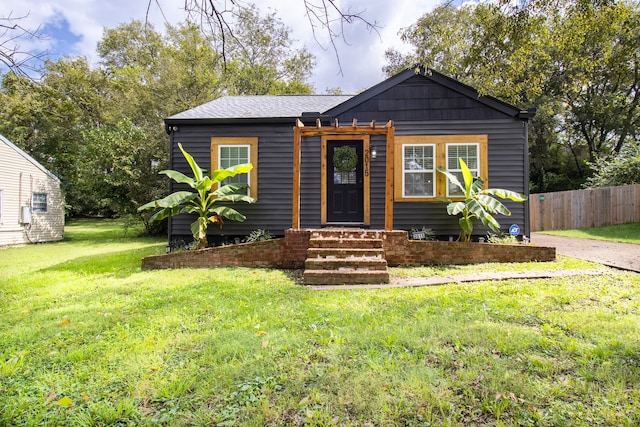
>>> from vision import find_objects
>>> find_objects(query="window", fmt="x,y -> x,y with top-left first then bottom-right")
402,144 -> 435,197
32,193 -> 48,213
211,137 -> 258,199
446,143 -> 480,197
394,135 -> 488,201
219,145 -> 250,194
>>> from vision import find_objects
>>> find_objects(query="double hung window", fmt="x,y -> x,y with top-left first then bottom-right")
211,137 -> 258,199
32,193 -> 48,213
394,135 -> 487,201
402,144 -> 435,198
446,143 -> 480,197
219,145 -> 250,195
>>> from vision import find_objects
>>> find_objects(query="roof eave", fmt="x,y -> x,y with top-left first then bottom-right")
164,116 -> 301,132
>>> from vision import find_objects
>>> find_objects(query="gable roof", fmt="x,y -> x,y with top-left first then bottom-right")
324,66 -> 527,118
0,134 -> 61,183
167,95 -> 352,120
166,66 -> 533,123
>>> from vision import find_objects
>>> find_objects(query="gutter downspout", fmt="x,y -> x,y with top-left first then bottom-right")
519,108 -> 536,238
167,126 -> 175,245
524,119 -> 531,238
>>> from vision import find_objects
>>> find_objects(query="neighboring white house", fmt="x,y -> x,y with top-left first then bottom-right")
0,134 -> 64,246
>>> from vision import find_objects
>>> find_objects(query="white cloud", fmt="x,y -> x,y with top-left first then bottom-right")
257,0 -> 438,93
2,0 -> 439,92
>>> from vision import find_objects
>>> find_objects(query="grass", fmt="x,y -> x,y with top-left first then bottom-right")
1,219 -> 639,426
540,222 -> 640,244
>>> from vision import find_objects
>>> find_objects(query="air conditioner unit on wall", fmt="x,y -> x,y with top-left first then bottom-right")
21,206 -> 32,224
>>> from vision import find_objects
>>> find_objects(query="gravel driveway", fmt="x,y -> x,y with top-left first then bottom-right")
531,233 -> 640,273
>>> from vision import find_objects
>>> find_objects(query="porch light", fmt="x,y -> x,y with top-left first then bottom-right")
370,146 -> 377,159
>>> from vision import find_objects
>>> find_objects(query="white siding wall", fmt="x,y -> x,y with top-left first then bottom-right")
0,139 -> 64,246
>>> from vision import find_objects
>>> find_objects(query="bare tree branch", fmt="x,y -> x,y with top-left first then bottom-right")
147,0 -> 381,76
0,12 -> 48,78
302,0 -> 381,76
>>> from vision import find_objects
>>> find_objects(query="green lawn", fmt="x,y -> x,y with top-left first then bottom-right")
1,219 -> 639,426
540,222 -> 640,244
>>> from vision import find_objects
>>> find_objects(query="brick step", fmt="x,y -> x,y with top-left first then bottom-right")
303,269 -> 390,285
305,257 -> 388,271
307,247 -> 385,259
304,228 -> 390,286
308,237 -> 383,249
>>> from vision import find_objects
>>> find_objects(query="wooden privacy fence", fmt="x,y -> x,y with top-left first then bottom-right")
530,184 -> 640,231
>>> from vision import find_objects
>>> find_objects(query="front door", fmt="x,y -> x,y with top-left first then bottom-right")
326,140 -> 364,224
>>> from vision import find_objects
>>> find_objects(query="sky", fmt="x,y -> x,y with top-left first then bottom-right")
1,0 -> 443,93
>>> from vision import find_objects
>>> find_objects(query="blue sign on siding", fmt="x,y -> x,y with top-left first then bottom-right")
509,224 -> 521,237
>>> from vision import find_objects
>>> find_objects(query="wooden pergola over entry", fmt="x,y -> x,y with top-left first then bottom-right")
292,118 -> 395,231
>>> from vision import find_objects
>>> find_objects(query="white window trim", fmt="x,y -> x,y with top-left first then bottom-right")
402,143 -> 436,198
218,144 -> 251,196
446,142 -> 481,198
32,192 -> 48,213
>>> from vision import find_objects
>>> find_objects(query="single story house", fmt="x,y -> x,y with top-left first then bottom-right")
163,66 -> 535,245
0,134 -> 64,246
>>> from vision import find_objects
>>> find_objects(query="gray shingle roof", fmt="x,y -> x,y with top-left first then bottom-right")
167,95 -> 353,120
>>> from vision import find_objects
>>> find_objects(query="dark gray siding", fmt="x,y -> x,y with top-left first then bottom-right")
167,73 -> 530,242
333,76 -> 509,123
328,75 -> 529,238
390,119 -> 528,237
168,122 -> 295,240
168,121 -> 528,240
299,136 -> 321,228
369,134 -> 388,229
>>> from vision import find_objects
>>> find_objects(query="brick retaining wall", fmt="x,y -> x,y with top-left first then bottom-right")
393,240 -> 555,267
142,229 -> 555,270
141,239 -> 286,270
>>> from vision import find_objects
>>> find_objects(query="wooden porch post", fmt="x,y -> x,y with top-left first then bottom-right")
385,121 -> 395,231
292,120 -> 303,230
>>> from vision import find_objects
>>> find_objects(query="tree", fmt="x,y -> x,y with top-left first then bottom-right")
0,59 -> 110,216
151,0 -> 380,76
383,2 -> 568,193
1,12 -> 314,222
138,143 -> 255,249
585,141 -> 640,188
222,8 -> 315,95
79,120 -> 167,229
550,2 -> 640,162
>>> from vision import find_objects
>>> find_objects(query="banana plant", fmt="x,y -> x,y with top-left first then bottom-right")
437,158 -> 527,242
138,143 -> 255,249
